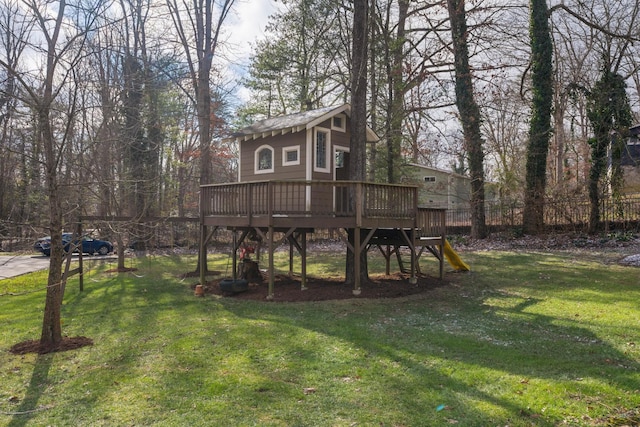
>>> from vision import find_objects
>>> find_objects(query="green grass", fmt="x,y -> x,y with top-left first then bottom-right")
1,249 -> 639,426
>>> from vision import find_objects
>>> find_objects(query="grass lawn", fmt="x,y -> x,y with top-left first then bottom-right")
0,247 -> 639,426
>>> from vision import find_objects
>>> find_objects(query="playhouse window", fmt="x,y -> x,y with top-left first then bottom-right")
255,145 -> 274,174
315,129 -> 330,172
332,114 -> 346,132
424,176 -> 436,182
282,146 -> 300,166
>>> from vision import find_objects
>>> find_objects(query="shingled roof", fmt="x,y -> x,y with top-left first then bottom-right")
229,104 -> 378,143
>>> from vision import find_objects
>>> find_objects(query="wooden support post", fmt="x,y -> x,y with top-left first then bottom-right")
400,228 -> 417,284
232,229 -> 238,281
199,224 -> 207,287
409,229 -> 417,284
267,226 -> 275,300
301,231 -> 307,290
375,245 -> 392,275
438,240 -> 445,280
288,238 -> 294,278
395,245 -> 406,273
415,246 -> 425,275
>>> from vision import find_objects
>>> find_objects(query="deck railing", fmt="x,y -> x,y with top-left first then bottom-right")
201,180 -> 447,237
417,207 -> 446,238
201,180 -> 417,219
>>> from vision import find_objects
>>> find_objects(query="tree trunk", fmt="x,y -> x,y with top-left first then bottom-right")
586,71 -> 632,233
39,108 -> 64,349
523,0 -> 553,235
386,0 -> 408,185
38,0 -> 67,350
346,0 -> 369,285
447,0 -> 487,239
587,140 -> 605,233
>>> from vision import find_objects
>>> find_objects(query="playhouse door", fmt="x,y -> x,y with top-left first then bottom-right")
335,148 -> 350,214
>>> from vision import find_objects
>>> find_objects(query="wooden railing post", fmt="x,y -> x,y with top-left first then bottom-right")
268,181 -> 273,225
248,183 -> 253,223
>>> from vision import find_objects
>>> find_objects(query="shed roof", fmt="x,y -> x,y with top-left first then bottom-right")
406,163 -> 470,180
229,104 -> 379,143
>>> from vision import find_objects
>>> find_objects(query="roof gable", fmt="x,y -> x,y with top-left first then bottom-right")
230,104 -> 378,143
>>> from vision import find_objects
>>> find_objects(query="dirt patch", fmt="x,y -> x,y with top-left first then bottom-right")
200,272 -> 448,302
9,336 -> 94,355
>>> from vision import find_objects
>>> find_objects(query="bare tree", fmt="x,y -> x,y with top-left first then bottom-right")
166,0 -> 234,188
166,0 -> 234,275
447,0 -> 487,238
0,0 -> 35,235
0,0 -> 102,350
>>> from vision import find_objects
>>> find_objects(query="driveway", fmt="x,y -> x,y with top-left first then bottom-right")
0,255 -> 51,279
0,254 -> 117,280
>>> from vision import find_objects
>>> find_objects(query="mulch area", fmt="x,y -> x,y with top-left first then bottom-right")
200,272 -> 448,302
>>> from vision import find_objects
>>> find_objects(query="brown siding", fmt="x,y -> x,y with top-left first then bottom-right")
332,129 -> 350,147
239,112 -> 353,184
240,132 -> 306,182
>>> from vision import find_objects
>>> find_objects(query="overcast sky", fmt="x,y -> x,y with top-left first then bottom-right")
224,0 -> 282,105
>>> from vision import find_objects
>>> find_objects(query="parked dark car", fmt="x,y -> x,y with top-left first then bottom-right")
34,233 -> 114,256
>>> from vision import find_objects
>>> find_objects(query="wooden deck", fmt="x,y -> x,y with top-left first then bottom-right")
199,180 -> 446,298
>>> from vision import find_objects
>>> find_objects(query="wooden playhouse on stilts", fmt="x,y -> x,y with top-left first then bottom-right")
198,105 -> 447,299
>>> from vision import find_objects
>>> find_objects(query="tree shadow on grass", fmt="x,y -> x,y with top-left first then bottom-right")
6,354 -> 53,427
218,280 -> 640,425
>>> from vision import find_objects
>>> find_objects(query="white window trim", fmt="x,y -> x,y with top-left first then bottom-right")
255,144 -> 274,174
314,127 -> 331,173
333,145 -> 349,180
331,113 -> 346,132
282,145 -> 300,166
424,176 -> 436,182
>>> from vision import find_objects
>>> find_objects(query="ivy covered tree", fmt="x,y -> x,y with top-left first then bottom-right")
522,0 -> 553,235
585,69 -> 632,233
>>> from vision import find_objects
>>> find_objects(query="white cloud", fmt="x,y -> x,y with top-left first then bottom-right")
226,0 -> 280,63
222,0 -> 282,105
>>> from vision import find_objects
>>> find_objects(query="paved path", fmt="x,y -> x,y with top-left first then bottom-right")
0,254 -> 117,280
0,255 -> 51,279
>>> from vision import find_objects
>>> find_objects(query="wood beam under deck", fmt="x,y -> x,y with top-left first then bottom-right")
200,224 -> 446,297
226,226 -> 313,299
199,181 -> 446,299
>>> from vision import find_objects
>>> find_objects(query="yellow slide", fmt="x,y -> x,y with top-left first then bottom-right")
443,239 -> 470,272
